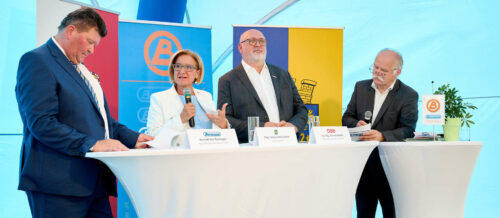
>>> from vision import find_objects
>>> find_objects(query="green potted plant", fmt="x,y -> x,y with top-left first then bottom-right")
434,83 -> 477,141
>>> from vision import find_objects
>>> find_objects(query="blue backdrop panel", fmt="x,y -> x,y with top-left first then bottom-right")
118,21 -> 212,131
118,21 -> 212,218
233,26 -> 289,70
137,0 -> 187,23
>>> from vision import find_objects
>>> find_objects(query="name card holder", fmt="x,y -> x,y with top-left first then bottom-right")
254,127 -> 298,146
186,129 -> 239,149
309,126 -> 351,144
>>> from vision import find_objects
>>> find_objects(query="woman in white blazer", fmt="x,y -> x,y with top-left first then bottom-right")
147,50 -> 229,137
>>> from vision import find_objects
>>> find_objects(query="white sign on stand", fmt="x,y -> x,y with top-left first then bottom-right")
185,129 -> 239,149
422,95 -> 445,125
254,127 -> 298,146
309,126 -> 351,144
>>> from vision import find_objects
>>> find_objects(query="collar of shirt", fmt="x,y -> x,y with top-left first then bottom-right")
371,80 -> 396,123
371,80 -> 396,95
52,37 -> 76,64
241,59 -> 269,76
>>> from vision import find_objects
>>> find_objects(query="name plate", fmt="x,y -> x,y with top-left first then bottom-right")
254,127 -> 298,146
186,129 -> 239,149
309,126 -> 351,144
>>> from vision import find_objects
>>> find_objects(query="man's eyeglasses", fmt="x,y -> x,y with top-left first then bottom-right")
369,65 -> 397,76
240,38 -> 267,46
172,63 -> 198,72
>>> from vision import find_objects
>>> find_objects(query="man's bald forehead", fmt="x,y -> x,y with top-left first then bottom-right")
376,49 -> 403,69
240,29 -> 265,42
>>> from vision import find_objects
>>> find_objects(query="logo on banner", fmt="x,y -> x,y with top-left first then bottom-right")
422,95 -> 445,125
137,107 -> 149,123
144,31 -> 182,76
426,99 -> 440,113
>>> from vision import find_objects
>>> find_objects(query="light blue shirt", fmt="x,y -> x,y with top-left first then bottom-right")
178,95 -> 212,129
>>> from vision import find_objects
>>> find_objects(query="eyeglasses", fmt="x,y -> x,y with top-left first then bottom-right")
172,63 -> 198,72
369,65 -> 398,76
240,38 -> 267,46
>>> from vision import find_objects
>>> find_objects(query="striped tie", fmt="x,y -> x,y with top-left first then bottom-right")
74,64 -> 99,106
74,64 -> 109,139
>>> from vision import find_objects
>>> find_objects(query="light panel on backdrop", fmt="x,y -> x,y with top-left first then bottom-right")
0,1 -> 35,134
117,20 -> 212,218
233,25 -> 343,141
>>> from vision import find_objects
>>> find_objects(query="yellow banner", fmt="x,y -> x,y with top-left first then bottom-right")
289,28 -> 343,126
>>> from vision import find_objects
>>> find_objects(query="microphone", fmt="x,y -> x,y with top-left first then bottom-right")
364,111 -> 372,124
183,88 -> 195,127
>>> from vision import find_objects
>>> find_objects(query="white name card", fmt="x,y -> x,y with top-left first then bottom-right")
422,94 -> 445,125
185,129 -> 239,149
309,126 -> 351,144
254,127 -> 298,146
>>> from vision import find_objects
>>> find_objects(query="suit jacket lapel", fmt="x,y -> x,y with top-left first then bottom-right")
365,84 -> 375,123
47,39 -> 101,113
166,86 -> 184,115
269,64 -> 281,107
234,64 -> 265,108
194,89 -> 217,114
372,80 -> 400,127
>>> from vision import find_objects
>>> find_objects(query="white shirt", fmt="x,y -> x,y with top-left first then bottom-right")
52,37 -> 109,139
371,80 -> 396,123
241,60 -> 280,123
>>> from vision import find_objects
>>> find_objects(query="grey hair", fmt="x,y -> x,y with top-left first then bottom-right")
378,48 -> 403,72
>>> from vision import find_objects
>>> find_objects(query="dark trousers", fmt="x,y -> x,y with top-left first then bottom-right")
356,147 -> 395,218
25,169 -> 112,218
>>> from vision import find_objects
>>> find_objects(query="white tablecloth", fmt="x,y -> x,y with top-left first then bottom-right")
379,141 -> 482,218
87,142 -> 377,218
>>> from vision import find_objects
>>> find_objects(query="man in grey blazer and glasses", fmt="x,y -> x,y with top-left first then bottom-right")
217,29 -> 307,143
342,49 -> 419,218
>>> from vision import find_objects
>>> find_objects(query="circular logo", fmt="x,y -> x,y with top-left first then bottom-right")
144,31 -> 182,76
426,99 -> 440,113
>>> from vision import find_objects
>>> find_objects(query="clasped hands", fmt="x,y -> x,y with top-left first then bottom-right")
264,121 -> 298,133
356,120 -> 384,141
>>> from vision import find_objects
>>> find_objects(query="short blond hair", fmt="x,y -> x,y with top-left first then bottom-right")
168,49 -> 204,85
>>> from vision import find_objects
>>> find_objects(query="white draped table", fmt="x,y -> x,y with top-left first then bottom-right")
87,142 -> 377,218
379,141 -> 482,218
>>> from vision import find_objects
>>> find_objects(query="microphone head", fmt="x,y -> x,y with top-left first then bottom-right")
364,111 -> 372,120
183,88 -> 191,97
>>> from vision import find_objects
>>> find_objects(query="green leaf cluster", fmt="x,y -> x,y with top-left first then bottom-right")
434,83 -> 477,127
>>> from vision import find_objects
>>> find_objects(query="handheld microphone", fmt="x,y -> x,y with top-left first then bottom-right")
183,88 -> 195,127
364,111 -> 372,124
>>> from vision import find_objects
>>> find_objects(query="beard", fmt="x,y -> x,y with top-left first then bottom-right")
249,52 -> 266,63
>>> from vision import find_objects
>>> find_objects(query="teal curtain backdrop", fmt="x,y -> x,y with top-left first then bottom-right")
1,0 -> 499,217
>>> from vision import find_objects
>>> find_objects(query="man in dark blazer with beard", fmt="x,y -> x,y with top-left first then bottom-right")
217,29 -> 307,143
15,8 -> 153,217
342,49 -> 418,218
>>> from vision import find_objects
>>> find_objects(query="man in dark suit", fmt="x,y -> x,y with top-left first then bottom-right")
342,49 -> 418,218
217,29 -> 307,143
15,8 -> 153,217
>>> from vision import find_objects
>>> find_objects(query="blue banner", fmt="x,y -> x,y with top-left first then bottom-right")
118,20 -> 212,218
